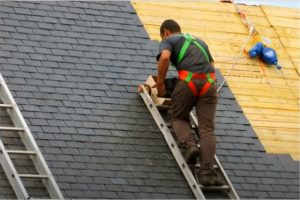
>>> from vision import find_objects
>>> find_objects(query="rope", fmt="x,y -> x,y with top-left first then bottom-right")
217,26 -> 254,93
216,2 -> 297,101
277,69 -> 297,100
216,2 -> 258,93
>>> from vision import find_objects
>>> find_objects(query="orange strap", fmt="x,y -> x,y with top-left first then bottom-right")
187,81 -> 198,96
178,70 -> 216,97
199,82 -> 212,97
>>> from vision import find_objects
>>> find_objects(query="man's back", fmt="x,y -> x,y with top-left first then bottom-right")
157,33 -> 214,74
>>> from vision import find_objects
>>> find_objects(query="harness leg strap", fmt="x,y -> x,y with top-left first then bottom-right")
199,82 -> 212,97
187,81 -> 198,96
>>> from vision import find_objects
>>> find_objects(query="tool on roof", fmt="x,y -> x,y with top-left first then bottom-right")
217,23 -> 255,93
0,73 -> 64,199
248,39 -> 282,69
217,3 -> 283,93
139,80 -> 240,199
235,3 -> 282,70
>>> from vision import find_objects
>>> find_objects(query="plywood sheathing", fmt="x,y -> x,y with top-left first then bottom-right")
132,1 -> 300,160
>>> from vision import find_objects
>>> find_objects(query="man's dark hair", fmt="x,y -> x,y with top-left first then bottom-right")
160,19 -> 181,34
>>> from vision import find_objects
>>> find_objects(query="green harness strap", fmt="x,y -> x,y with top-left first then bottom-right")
177,33 -> 214,84
177,33 -> 210,65
177,33 -> 193,65
193,40 -> 210,63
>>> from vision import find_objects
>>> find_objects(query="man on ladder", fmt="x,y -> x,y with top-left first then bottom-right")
155,19 -> 223,186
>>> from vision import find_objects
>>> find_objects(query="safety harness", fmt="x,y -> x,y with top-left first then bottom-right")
177,33 -> 216,97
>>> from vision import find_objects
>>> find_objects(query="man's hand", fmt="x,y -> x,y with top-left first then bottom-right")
138,85 -> 143,93
153,83 -> 165,97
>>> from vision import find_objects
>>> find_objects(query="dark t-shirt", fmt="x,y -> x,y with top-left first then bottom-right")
157,33 -> 214,74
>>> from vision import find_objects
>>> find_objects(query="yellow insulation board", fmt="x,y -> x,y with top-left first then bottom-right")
132,1 -> 300,160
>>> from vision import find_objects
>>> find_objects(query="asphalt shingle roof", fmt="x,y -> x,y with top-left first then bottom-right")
0,1 -> 299,199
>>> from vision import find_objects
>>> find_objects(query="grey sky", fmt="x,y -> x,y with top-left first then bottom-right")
234,0 -> 300,8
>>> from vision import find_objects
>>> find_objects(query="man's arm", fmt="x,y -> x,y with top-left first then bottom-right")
156,49 -> 171,97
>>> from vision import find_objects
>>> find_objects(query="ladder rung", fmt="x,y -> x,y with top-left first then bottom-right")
0,104 -> 13,108
200,184 -> 230,190
156,104 -> 171,110
0,127 -> 24,131
19,174 -> 49,179
6,150 -> 36,155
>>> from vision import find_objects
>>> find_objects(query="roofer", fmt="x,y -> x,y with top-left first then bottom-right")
155,19 -> 223,186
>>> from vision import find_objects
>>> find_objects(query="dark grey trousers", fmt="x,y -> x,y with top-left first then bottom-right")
171,79 -> 218,170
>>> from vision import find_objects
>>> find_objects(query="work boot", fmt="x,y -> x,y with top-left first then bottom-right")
184,146 -> 199,165
198,169 -> 224,186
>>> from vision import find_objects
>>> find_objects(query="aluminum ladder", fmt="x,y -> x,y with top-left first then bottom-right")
139,84 -> 239,199
0,73 -> 64,199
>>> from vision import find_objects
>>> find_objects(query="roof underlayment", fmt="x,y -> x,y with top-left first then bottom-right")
0,1 -> 299,199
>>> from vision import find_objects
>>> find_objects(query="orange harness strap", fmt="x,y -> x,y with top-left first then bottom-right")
178,70 -> 216,97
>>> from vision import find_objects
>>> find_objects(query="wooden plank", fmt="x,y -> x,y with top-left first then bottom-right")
243,107 -> 299,117
232,88 -> 296,100
263,140 -> 299,148
291,57 -> 300,65
277,59 -> 299,70
214,55 -> 261,65
214,57 -> 295,70
291,58 -> 300,74
234,92 -> 299,103
218,63 -> 265,72
222,70 -> 263,78
144,21 -> 277,38
279,37 -> 300,49
247,114 -> 298,123
133,1 -> 238,14
220,68 -> 298,83
238,100 -> 299,111
274,27 -> 300,39
234,93 -> 299,105
135,6 -> 270,27
258,132 -> 299,141
256,128 -> 299,135
227,76 -> 299,87
247,114 -> 299,126
265,146 -> 299,154
262,5 -> 300,19
221,64 -> 299,79
267,16 -> 300,29
250,120 -> 298,129
237,4 -> 266,17
139,15 -> 250,35
286,47 -> 300,58
228,81 -> 299,92
134,2 -> 265,16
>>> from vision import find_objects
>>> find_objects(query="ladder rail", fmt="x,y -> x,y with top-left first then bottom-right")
0,139 -> 29,199
139,85 -> 205,199
190,112 -> 240,200
0,73 -> 64,199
